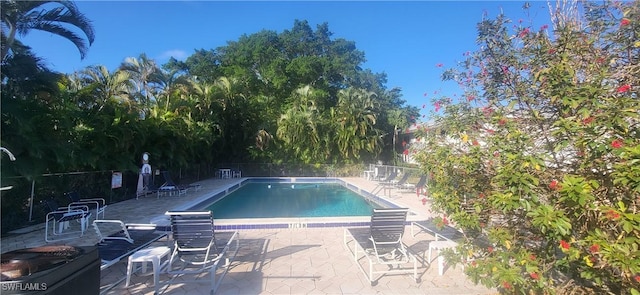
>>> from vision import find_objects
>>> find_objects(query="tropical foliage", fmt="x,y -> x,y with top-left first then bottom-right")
415,1 -> 639,294
1,11 -> 418,231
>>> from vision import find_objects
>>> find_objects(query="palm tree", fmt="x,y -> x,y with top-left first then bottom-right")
119,53 -> 162,105
1,0 -> 95,61
332,87 -> 381,161
80,65 -> 132,109
277,85 -> 326,163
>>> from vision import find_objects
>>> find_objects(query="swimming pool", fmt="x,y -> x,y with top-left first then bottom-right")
204,182 -> 380,218
171,178 -> 408,230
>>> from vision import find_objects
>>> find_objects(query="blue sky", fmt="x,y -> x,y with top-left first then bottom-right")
22,1 -> 552,116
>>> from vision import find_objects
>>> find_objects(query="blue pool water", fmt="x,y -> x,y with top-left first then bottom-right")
204,182 -> 379,218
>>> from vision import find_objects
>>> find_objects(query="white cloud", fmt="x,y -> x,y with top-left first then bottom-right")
157,49 -> 188,61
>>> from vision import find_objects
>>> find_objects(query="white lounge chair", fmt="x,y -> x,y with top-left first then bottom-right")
344,208 -> 418,285
164,211 -> 239,294
44,199 -> 92,242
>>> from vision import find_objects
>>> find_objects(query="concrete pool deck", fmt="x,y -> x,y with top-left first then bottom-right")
1,177 -> 496,295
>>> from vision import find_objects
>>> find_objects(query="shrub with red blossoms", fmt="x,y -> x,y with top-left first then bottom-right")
417,1 -> 639,294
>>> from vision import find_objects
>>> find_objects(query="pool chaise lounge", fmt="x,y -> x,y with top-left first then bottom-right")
93,220 -> 166,270
343,208 -> 418,285
163,210 -> 239,294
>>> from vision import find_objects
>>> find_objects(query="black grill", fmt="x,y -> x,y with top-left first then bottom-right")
1,245 -> 99,295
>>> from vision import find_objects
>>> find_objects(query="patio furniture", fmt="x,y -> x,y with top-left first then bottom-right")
378,171 -> 398,184
428,240 -> 458,276
343,208 -> 418,285
157,171 -> 189,197
125,246 -> 171,294
65,191 -> 107,219
93,220 -> 166,270
401,175 -> 427,197
391,173 -> 410,187
164,210 -> 239,294
218,168 -> 231,179
43,199 -> 92,242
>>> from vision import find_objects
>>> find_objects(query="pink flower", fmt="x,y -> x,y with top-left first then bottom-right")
467,95 -> 475,101
617,84 -> 631,93
518,28 -> 530,38
434,102 -> 441,112
589,244 -> 600,253
436,63 -> 443,67
611,139 -> 623,149
540,24 -> 549,30
487,246 -> 494,253
621,18 -> 631,26
560,240 -> 570,250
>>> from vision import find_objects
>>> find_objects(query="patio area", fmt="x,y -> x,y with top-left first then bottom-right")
1,177 -> 496,295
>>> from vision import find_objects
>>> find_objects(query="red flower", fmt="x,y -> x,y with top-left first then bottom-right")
402,140 -> 407,147
560,240 -> 570,250
548,48 -> 556,54
540,24 -> 549,30
529,254 -> 536,261
549,180 -> 560,190
442,216 -> 449,225
436,63 -> 443,67
487,246 -> 494,253
635,275 -> 640,283
471,261 -> 477,267
502,281 -> 512,290
617,84 -> 631,93
472,140 -> 479,146
518,28 -> 530,38
479,193 -> 485,198
621,18 -> 631,26
589,244 -> 600,253
530,272 -> 539,280
611,139 -> 623,149
582,116 -> 594,125
402,149 -> 409,155
606,209 -> 620,220
596,57 -> 606,64
421,198 -> 427,205
467,95 -> 475,101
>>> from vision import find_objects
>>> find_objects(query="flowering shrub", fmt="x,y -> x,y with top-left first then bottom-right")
415,1 -> 639,294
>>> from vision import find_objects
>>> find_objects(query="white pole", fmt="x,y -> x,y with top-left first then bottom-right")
29,180 -> 35,222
